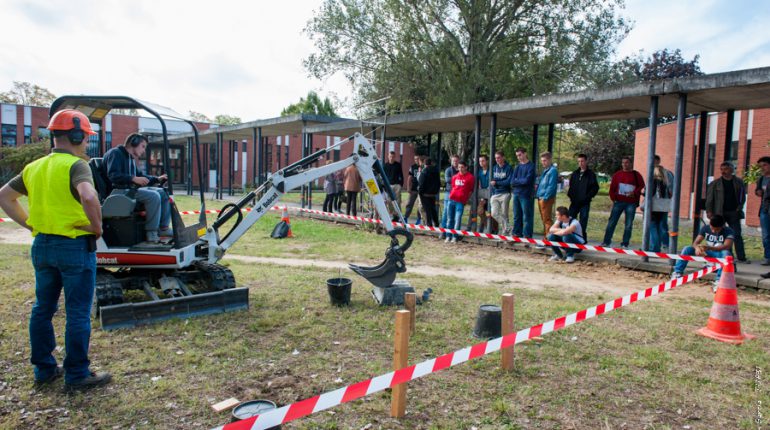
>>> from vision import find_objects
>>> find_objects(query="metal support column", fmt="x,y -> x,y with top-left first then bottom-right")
469,115 -> 482,230
186,137 -> 193,195
306,133 -> 308,209
723,109 -> 735,162
670,93 -> 688,259
381,125 -> 387,161
426,133 -> 432,159
252,128 -> 258,187
641,96 -> 659,252
693,112 -> 709,240
547,123 -> 555,154
228,140 -> 233,196
217,133 -> 223,199
531,124 -> 539,161
488,114 -> 497,233
300,132 -> 307,208
436,133 -> 443,167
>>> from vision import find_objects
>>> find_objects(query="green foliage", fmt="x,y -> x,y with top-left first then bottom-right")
304,0 -> 630,157
744,163 -> 762,185
213,114 -> 241,125
188,111 -> 212,123
0,142 -> 50,185
281,91 -> 337,117
0,81 -> 56,106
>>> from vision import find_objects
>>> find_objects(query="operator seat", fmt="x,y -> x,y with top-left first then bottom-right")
89,157 -> 148,246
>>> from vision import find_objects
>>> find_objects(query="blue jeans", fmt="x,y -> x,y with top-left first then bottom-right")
568,202 -> 590,241
446,200 -> 466,239
761,211 -> 770,260
512,194 -> 534,238
602,201 -> 637,246
439,194 -> 451,236
673,246 -> 728,282
648,214 -> 667,252
136,187 -> 171,232
30,234 -> 96,383
548,233 -> 584,258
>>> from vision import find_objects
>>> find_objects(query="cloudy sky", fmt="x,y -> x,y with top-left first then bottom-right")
0,0 -> 768,121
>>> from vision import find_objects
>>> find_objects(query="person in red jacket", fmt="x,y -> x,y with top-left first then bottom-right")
445,161 -> 475,243
601,156 -> 645,248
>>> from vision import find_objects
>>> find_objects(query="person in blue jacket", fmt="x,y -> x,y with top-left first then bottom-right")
536,152 -> 559,239
511,147 -> 536,238
490,151 -> 514,234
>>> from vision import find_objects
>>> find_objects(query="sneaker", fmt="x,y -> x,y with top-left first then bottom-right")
670,272 -> 682,280
34,365 -> 63,386
65,371 -> 112,392
661,245 -> 668,252
445,236 -> 451,243
761,272 -> 770,279
565,256 -> 575,264
534,245 -> 546,250
439,233 -> 446,240
620,244 -> 630,250
761,259 -> 770,266
599,243 -> 610,247
450,237 -> 457,243
159,227 -> 174,238
549,255 -> 563,262
146,230 -> 160,243
711,281 -> 719,293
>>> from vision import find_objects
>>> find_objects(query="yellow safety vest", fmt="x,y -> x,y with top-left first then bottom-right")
22,152 -> 91,238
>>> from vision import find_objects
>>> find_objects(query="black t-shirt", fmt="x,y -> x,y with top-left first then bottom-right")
722,178 -> 738,212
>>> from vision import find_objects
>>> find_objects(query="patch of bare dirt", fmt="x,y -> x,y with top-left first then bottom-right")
0,227 -> 32,245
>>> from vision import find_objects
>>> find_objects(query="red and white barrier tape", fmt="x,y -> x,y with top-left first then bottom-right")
213,264 -> 721,430
0,217 -> 11,223
291,207 -> 730,265
2,205 -> 727,264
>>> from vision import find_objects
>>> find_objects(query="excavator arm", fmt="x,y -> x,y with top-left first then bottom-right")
202,133 -> 413,287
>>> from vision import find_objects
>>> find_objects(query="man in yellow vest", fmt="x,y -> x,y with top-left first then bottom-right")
0,109 -> 112,391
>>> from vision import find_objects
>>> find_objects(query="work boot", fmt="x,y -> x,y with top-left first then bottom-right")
159,227 -> 174,238
65,371 -> 112,392
34,365 -> 63,387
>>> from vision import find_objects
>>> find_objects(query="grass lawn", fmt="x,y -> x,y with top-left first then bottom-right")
0,201 -> 768,429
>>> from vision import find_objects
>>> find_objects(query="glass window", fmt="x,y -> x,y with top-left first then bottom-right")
707,143 -> 716,177
24,126 -> 31,144
106,131 -> 112,149
87,133 -> 100,158
37,127 -> 49,141
1,124 -> 16,147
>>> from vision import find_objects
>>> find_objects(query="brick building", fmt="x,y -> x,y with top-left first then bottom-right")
634,109 -> 768,227
0,102 -> 417,194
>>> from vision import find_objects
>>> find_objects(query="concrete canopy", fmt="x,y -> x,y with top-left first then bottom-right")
165,113 -> 351,144
303,67 -> 770,137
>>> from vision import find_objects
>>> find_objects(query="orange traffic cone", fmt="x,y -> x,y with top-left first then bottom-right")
281,206 -> 293,238
696,262 -> 755,345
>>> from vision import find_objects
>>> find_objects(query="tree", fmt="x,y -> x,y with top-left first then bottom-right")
304,0 -> 629,158
281,91 -> 337,117
213,115 -> 241,126
305,0 -> 629,112
188,111 -> 212,123
578,49 -> 704,173
0,81 -> 56,106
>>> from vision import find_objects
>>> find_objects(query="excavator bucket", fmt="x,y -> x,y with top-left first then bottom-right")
349,228 -> 413,288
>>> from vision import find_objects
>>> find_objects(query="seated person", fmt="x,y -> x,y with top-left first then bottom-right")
671,214 -> 733,292
103,133 -> 171,243
548,206 -> 585,264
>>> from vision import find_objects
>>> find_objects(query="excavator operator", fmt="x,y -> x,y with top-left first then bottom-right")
103,133 -> 171,244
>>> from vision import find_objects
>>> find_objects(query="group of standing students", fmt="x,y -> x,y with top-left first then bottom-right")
322,161 -> 363,216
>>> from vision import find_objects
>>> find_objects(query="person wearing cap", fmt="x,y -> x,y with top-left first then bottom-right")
103,133 -> 171,243
0,109 -> 112,390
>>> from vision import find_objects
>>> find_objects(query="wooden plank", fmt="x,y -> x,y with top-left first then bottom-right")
501,293 -> 515,371
390,310 -> 410,418
212,397 -> 240,413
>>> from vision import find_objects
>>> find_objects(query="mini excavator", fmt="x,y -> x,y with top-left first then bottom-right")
49,96 -> 412,330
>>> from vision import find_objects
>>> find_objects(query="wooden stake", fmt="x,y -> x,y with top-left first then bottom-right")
390,309 -> 410,418
404,292 -> 416,336
501,293 -> 515,371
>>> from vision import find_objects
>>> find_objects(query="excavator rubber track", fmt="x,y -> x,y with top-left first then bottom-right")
96,263 -> 249,330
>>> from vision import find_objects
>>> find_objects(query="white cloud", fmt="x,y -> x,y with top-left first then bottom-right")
1,0 -> 768,122
0,0 -> 353,119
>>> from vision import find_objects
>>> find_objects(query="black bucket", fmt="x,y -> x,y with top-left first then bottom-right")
327,278 -> 352,306
473,304 -> 502,339
231,399 -> 281,428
